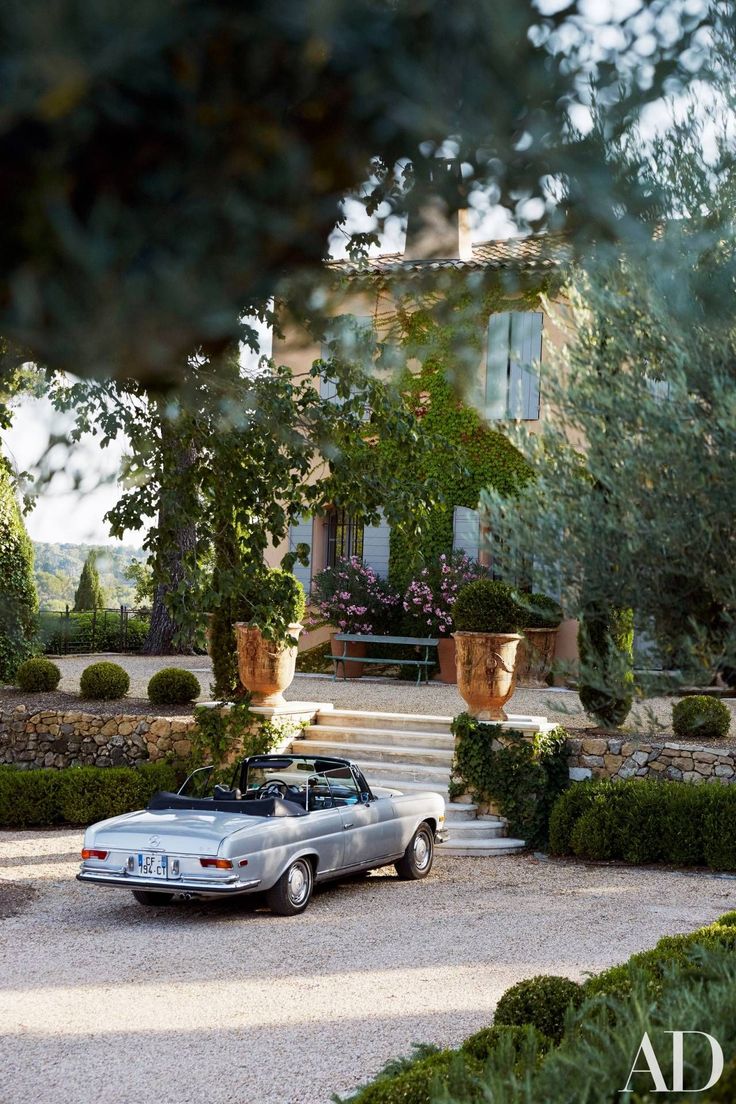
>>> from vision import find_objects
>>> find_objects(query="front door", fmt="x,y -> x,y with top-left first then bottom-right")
322,767 -> 402,869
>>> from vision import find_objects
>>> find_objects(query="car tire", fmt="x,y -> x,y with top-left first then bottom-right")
132,889 -> 175,906
394,822 -> 434,880
267,857 -> 314,916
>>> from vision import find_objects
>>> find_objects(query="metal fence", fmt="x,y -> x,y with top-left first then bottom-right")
39,606 -> 153,655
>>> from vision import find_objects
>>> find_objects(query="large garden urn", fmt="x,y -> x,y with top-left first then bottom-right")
235,622 -> 302,706
453,631 -> 523,720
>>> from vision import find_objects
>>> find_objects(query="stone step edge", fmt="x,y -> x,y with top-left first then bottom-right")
316,708 -> 454,725
302,725 -> 455,743
292,738 -> 452,761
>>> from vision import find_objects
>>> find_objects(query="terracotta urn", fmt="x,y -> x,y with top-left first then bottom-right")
330,632 -> 366,678
434,637 -> 457,684
235,622 -> 302,706
452,631 -> 523,721
516,627 -> 559,687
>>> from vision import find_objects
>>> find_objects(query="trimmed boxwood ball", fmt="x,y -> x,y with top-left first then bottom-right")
672,695 -> 730,741
148,667 -> 201,706
453,579 -> 524,634
520,592 -> 563,629
79,660 -> 130,700
493,974 -> 584,1044
16,657 -> 61,692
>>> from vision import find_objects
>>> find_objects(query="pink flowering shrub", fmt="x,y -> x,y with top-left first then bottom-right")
402,552 -> 489,637
311,557 -> 401,634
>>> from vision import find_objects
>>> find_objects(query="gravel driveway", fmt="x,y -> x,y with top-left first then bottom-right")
1,831 -> 733,1104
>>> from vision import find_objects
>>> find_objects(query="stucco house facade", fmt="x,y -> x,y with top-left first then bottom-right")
269,214 -> 578,661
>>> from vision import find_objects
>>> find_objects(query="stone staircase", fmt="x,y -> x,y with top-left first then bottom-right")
289,707 -> 526,857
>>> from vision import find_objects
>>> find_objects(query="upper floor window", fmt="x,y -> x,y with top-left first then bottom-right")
326,509 -> 364,567
320,315 -> 374,404
485,311 -> 543,421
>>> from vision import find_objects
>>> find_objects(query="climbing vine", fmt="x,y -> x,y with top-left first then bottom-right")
363,273 -> 555,589
191,699 -> 306,772
449,712 -> 569,848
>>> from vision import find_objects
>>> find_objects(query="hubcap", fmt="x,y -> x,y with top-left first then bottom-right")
414,831 -> 431,870
288,861 -> 310,905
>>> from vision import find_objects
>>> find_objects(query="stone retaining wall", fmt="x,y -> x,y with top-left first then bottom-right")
0,706 -> 196,769
566,735 -> 736,783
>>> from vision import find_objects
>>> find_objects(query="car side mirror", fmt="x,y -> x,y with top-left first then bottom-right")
360,792 -> 371,805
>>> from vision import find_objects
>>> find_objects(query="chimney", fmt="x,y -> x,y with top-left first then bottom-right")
403,160 -> 473,262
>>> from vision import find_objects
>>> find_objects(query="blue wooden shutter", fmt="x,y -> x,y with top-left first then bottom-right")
288,515 -> 313,595
362,510 -> 391,576
452,506 -> 480,561
485,312 -> 511,420
508,312 -> 542,420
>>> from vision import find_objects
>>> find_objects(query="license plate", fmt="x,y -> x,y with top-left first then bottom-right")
137,852 -> 169,879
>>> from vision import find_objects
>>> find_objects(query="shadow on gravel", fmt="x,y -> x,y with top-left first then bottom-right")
0,880 -> 38,919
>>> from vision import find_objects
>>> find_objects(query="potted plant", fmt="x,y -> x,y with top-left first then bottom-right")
235,568 -> 306,706
311,556 -> 399,678
516,593 -> 563,687
402,552 -> 488,683
452,579 -> 525,720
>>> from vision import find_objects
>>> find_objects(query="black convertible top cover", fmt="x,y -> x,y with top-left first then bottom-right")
147,792 -> 307,817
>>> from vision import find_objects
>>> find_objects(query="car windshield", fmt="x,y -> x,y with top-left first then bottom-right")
242,757 -> 365,810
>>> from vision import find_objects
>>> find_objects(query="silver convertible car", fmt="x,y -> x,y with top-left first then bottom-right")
77,753 -> 446,915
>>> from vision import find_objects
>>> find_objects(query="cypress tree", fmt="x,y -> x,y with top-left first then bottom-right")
73,551 -> 105,611
0,459 -> 38,680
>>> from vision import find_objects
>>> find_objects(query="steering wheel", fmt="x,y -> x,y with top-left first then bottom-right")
258,780 -> 289,800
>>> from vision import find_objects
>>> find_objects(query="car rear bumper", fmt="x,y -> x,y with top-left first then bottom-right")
77,870 -> 262,896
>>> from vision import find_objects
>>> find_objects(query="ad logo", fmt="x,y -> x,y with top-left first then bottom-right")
621,1032 -> 724,1094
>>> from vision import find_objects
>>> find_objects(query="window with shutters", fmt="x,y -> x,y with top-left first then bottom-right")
485,311 -> 543,421
325,509 -> 364,567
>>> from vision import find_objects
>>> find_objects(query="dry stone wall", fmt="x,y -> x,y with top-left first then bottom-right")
0,705 -> 196,769
566,735 -> 736,784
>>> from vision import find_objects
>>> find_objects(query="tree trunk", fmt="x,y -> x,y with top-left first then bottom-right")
142,415 -> 198,655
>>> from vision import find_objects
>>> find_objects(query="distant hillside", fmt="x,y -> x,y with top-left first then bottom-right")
33,542 -> 146,611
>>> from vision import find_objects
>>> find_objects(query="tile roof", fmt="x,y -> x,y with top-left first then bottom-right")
330,234 -> 572,278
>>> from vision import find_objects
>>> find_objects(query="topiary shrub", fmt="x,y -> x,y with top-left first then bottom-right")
147,667 -> 201,706
453,579 -> 524,634
16,657 -> 61,692
493,975 -> 584,1044
672,695 -> 730,741
519,593 -> 563,629
577,602 -> 634,728
337,1048 -> 481,1104
460,1023 -> 552,1063
79,660 -> 130,700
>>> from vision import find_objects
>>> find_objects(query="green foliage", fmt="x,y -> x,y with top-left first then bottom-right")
122,558 -> 154,607
450,714 -> 569,847
460,1024 -> 552,1064
312,557 -> 401,635
39,610 -> 150,654
79,661 -> 130,700
336,1049 -> 482,1104
33,542 -> 144,609
0,761 -> 177,828
16,657 -> 61,692
549,778 -> 736,872
519,593 -> 563,629
248,568 -> 307,641
453,579 -> 524,634
190,700 -> 297,772
494,976 -> 584,1045
73,551 -> 105,611
577,604 -> 634,728
672,695 -> 731,741
147,667 -> 201,706
0,460 -> 38,681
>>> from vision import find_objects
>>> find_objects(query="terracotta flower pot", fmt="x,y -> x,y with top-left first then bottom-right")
516,628 -> 559,687
330,633 -> 366,678
235,622 -> 302,706
434,637 -> 457,684
452,631 -> 523,721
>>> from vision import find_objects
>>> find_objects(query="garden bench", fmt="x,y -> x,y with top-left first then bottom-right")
331,633 -> 439,684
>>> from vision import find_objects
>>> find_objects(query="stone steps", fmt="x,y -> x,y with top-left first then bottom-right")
288,706 -> 529,858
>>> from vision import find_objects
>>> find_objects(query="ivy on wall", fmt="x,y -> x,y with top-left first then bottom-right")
362,274 -> 555,588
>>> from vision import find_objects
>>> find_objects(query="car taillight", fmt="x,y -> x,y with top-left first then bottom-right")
81,849 -> 108,860
200,857 -> 232,869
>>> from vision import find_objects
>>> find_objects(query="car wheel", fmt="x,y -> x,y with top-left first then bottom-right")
132,889 -> 175,906
394,822 -> 434,880
267,857 -> 314,916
